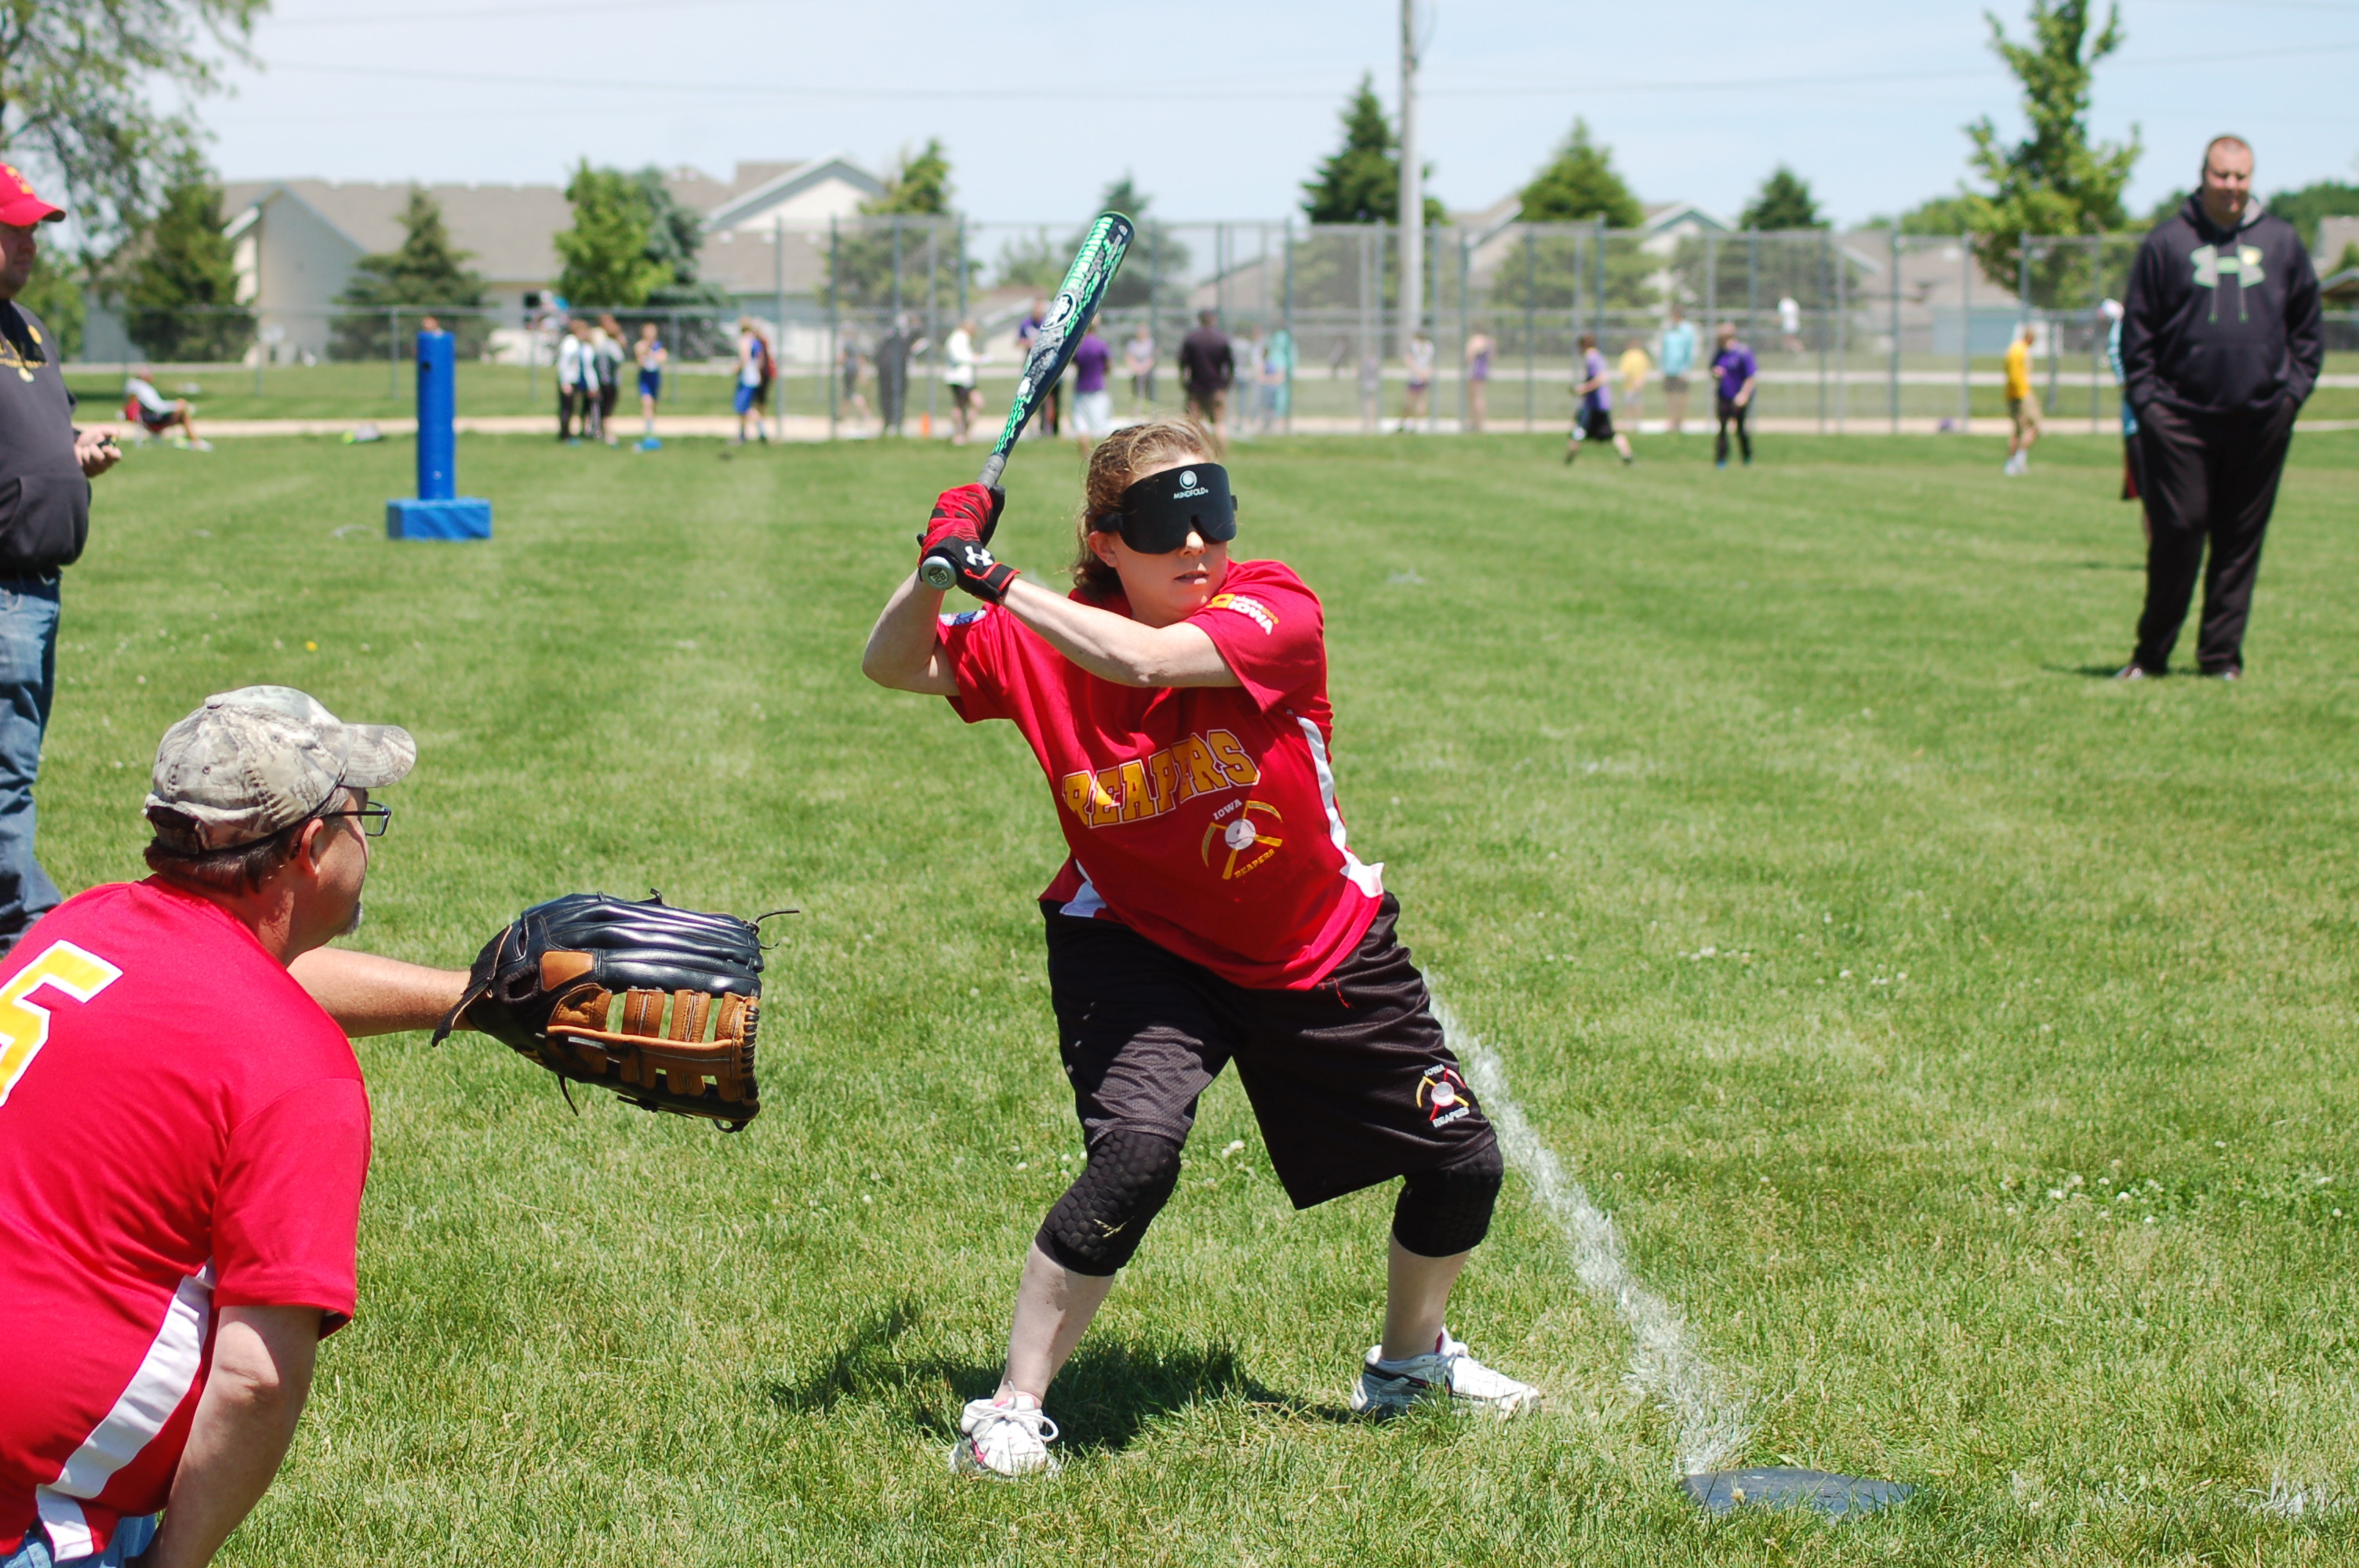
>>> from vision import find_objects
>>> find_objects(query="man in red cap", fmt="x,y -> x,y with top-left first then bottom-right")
0,162 -> 122,956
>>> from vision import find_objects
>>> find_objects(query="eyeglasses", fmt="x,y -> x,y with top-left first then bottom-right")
318,803 -> 393,838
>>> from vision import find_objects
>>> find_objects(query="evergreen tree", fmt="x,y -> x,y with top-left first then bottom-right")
120,165 -> 249,362
332,188 -> 489,360
1088,176 -> 1188,310
555,161 -> 671,307
865,140 -> 954,216
1302,76 -> 1445,227
1740,165 -> 1825,230
1518,119 -> 1642,227
1961,0 -> 2139,299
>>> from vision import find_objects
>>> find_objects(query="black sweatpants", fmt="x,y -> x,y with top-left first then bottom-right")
1714,396 -> 1751,465
2131,397 -> 2297,675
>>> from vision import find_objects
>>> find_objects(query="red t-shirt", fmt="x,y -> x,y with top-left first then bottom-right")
0,880 -> 372,1559
943,557 -> 1383,989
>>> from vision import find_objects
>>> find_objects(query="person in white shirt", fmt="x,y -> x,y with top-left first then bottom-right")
555,321 -> 601,442
1125,324 -> 1156,411
943,319 -> 981,445
122,370 -> 203,449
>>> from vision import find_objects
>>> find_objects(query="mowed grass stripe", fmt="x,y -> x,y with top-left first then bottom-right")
42,430 -> 2359,1564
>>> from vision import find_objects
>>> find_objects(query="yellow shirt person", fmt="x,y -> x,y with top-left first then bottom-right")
2003,327 -> 2040,474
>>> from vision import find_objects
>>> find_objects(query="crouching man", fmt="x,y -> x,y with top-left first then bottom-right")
0,687 -> 468,1568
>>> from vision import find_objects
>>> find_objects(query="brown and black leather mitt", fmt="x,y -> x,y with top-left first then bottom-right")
433,892 -> 767,1131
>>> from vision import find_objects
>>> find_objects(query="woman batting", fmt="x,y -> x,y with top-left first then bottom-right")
863,418 -> 1538,1480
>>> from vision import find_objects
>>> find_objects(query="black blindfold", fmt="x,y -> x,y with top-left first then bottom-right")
1092,463 -> 1238,554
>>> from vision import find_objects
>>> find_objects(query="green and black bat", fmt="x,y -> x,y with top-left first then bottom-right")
921,212 -> 1133,590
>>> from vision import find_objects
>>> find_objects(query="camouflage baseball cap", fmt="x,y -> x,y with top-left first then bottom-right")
146,685 -> 416,852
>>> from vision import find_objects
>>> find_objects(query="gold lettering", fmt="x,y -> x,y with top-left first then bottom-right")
1147,748 -> 1180,815
1116,760 -> 1154,822
1090,769 -> 1125,828
1176,735 -> 1228,797
1060,772 -> 1093,822
1206,729 -> 1260,785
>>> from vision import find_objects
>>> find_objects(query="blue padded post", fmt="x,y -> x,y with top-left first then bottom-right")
387,326 -> 492,540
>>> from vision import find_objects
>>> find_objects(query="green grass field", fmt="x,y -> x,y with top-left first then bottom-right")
52,428 -> 2359,1565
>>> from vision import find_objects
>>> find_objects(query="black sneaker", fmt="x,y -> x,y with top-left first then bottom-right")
2114,662 -> 2154,681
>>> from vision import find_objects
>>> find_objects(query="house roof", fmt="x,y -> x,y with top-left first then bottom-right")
701,155 -> 886,230
221,179 -> 573,282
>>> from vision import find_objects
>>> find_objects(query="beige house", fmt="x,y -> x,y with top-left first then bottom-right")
218,157 -> 883,361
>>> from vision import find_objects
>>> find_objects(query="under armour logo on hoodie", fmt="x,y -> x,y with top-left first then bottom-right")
2190,244 -> 2266,321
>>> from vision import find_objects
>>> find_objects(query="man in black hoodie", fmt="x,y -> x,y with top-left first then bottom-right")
0,164 -> 119,954
2117,135 -> 2323,680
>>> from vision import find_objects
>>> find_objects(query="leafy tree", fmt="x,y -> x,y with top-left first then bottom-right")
836,142 -> 965,313
1741,165 -> 1825,230
16,258 -> 84,358
991,230 -> 1063,291
1518,119 -> 1642,227
119,164 -> 249,361
1898,194 -> 1976,235
331,188 -> 489,361
1302,75 -> 1445,227
2267,179 -> 2359,249
631,167 -> 726,306
554,161 -> 670,307
1960,0 -> 2139,301
0,0 -> 264,249
2329,241 -> 2359,279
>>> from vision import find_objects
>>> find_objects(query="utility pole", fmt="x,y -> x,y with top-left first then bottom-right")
1397,0 -> 1421,365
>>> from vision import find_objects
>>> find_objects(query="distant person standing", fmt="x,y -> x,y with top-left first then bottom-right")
1068,317 -> 1113,446
2002,323 -> 2040,476
2116,133 -> 2323,681
943,318 -> 981,445
732,317 -> 769,445
1777,295 -> 1802,354
1658,307 -> 1697,434
1565,332 -> 1633,466
2101,297 -> 2145,521
1463,330 -> 1493,433
1016,299 -> 1061,437
1397,330 -> 1434,433
840,334 -> 874,432
557,320 -> 601,443
594,314 -> 627,447
1710,321 -> 1756,468
0,163 -> 120,955
633,321 -> 667,451
1617,339 -> 1651,425
1125,322 -> 1157,410
1260,325 -> 1294,431
1180,310 -> 1234,448
875,314 -> 917,437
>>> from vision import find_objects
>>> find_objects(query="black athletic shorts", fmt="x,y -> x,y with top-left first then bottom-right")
1578,405 -> 1615,441
1041,894 -> 1496,1210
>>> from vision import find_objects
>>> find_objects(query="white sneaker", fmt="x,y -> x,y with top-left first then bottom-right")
949,1394 -> 1062,1479
1350,1331 -> 1542,1417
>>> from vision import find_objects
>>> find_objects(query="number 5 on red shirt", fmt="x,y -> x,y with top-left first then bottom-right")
0,942 -> 123,1108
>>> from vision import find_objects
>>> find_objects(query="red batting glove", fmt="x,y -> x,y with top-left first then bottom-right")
917,483 -> 1006,560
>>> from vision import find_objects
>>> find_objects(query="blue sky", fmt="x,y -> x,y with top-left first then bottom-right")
210,0 -> 2359,226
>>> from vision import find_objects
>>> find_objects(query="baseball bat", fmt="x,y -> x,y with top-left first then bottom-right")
921,212 -> 1135,591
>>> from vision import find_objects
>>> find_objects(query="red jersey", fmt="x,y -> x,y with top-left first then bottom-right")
0,881 -> 371,1559
943,557 -> 1383,989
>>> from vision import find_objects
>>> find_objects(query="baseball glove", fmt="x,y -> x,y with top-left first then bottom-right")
432,892 -> 769,1131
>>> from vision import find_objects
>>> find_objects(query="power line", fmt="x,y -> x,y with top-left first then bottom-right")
253,38 -> 2359,103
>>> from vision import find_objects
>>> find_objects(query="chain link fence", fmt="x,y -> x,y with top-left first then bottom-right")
59,217 -> 2359,436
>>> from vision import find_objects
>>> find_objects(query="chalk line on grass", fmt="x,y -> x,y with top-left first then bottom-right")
1436,996 -> 1753,1476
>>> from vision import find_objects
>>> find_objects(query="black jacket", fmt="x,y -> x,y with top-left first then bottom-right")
2120,195 -> 2323,419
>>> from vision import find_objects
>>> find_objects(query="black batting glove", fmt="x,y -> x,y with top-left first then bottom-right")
927,536 -> 1022,604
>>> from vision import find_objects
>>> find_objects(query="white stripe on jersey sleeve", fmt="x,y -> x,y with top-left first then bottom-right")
1294,717 -> 1384,898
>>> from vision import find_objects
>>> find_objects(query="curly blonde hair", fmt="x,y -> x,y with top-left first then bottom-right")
1069,418 -> 1218,597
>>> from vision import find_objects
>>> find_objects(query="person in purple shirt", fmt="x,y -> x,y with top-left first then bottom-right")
1709,322 -> 1757,468
1068,318 -> 1113,446
1710,322 -> 1757,468
1565,332 -> 1632,466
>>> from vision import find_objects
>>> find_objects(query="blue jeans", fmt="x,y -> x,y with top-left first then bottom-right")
2,1514 -> 157,1568
0,575 -> 60,952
